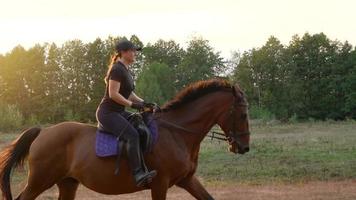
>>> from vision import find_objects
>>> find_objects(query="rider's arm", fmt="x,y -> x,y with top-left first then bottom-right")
129,92 -> 144,103
108,79 -> 133,107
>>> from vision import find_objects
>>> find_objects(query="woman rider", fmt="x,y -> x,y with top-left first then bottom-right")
95,39 -> 157,187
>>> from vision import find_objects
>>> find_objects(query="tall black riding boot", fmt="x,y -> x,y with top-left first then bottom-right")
125,137 -> 157,187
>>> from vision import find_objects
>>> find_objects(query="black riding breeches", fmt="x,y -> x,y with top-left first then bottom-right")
95,106 -> 139,145
96,106 -> 144,174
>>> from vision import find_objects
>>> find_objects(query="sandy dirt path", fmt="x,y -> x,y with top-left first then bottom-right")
23,180 -> 355,200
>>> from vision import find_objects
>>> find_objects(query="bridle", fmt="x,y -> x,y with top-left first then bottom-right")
223,85 -> 250,146
154,86 -> 251,143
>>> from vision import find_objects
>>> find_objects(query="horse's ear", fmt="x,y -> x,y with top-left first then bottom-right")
233,83 -> 245,98
233,83 -> 241,90
233,83 -> 241,93
231,85 -> 237,97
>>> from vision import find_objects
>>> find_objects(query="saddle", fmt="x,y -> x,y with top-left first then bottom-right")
95,112 -> 158,174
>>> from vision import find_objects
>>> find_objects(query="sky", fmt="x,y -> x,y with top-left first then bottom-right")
0,0 -> 356,58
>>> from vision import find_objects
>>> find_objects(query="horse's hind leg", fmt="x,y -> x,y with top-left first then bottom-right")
16,160 -> 63,200
15,172 -> 57,200
57,178 -> 79,200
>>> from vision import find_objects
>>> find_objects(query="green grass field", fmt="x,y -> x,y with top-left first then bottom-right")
198,120 -> 356,184
1,120 -> 356,186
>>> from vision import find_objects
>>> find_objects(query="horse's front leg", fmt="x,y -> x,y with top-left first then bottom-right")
150,177 -> 169,200
176,175 -> 214,200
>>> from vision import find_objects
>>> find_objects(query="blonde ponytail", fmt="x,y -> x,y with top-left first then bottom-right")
104,52 -> 121,84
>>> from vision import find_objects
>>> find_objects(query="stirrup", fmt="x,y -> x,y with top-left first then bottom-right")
135,170 -> 157,187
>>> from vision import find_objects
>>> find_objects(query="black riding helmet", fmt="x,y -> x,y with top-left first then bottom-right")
115,40 -> 142,52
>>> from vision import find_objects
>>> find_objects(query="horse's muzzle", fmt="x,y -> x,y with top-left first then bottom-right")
237,145 -> 250,154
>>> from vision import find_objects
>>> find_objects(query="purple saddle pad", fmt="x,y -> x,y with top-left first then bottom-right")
95,118 -> 158,157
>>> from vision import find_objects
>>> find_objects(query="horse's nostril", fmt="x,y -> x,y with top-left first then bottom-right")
244,147 -> 250,152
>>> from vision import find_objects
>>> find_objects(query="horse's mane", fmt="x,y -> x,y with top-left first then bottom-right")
160,78 -> 233,112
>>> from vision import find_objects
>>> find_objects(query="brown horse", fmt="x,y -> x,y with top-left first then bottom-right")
0,79 -> 250,200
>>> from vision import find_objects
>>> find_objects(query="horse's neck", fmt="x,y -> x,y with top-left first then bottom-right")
161,91 -> 230,150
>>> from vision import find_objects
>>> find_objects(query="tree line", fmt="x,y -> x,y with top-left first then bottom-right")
0,33 -> 355,130
0,35 -> 224,127
233,33 -> 356,121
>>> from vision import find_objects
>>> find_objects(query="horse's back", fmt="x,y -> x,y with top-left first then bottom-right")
28,121 -> 97,166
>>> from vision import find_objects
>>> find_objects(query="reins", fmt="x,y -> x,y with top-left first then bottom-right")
154,117 -> 201,134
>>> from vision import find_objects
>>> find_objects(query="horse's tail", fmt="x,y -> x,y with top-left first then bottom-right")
0,126 -> 41,200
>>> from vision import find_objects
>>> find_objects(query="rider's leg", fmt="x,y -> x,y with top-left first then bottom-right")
120,128 -> 157,186
96,109 -> 156,186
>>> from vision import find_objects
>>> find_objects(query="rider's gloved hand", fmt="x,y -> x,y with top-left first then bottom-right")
143,102 -> 160,112
143,102 -> 157,108
130,101 -> 145,110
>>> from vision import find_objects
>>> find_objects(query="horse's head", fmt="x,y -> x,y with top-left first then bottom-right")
216,84 -> 250,154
